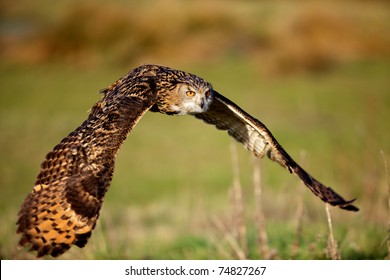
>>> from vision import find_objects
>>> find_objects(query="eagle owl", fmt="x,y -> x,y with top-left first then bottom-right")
17,64 -> 358,257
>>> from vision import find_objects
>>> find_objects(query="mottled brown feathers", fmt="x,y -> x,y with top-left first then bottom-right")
17,64 -> 358,258
17,65 -> 160,257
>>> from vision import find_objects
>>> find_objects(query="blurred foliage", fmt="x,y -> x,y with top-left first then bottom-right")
0,0 -> 389,259
1,0 -> 389,73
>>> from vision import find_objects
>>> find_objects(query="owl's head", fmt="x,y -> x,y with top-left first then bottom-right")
164,81 -> 213,115
150,65 -> 214,115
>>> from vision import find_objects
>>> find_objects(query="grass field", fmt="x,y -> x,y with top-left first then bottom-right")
0,0 -> 389,260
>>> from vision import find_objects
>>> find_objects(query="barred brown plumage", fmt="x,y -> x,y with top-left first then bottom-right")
16,64 -> 358,258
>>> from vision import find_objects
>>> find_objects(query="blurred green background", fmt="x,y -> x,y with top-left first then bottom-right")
0,0 -> 389,259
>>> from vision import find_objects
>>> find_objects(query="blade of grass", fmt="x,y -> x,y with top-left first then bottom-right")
212,216 -> 246,260
292,151 -> 305,257
380,150 -> 390,260
252,155 -> 271,259
230,142 -> 248,258
325,204 -> 341,260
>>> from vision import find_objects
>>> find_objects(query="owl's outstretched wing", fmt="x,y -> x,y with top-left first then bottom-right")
16,69 -> 158,257
16,140 -> 114,258
195,91 -> 358,211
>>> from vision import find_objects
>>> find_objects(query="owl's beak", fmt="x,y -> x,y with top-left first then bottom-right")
200,99 -> 205,109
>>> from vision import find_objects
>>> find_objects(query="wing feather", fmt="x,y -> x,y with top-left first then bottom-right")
195,91 -> 358,211
17,71 -> 158,257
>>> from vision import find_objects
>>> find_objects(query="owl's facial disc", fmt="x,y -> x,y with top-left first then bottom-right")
173,84 -> 213,115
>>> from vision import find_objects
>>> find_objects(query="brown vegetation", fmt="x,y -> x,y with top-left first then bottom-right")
1,0 -> 389,73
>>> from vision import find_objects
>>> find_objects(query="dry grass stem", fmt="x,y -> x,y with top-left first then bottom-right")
292,151 -> 306,256
325,204 -> 341,260
293,186 -> 304,254
207,231 -> 231,259
252,156 -> 270,259
230,142 -> 248,257
212,217 -> 246,260
380,150 -> 390,259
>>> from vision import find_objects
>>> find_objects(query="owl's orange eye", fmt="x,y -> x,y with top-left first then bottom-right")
186,90 -> 196,97
205,90 -> 211,98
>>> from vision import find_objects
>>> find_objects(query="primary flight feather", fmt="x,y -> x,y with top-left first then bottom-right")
17,64 -> 358,257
